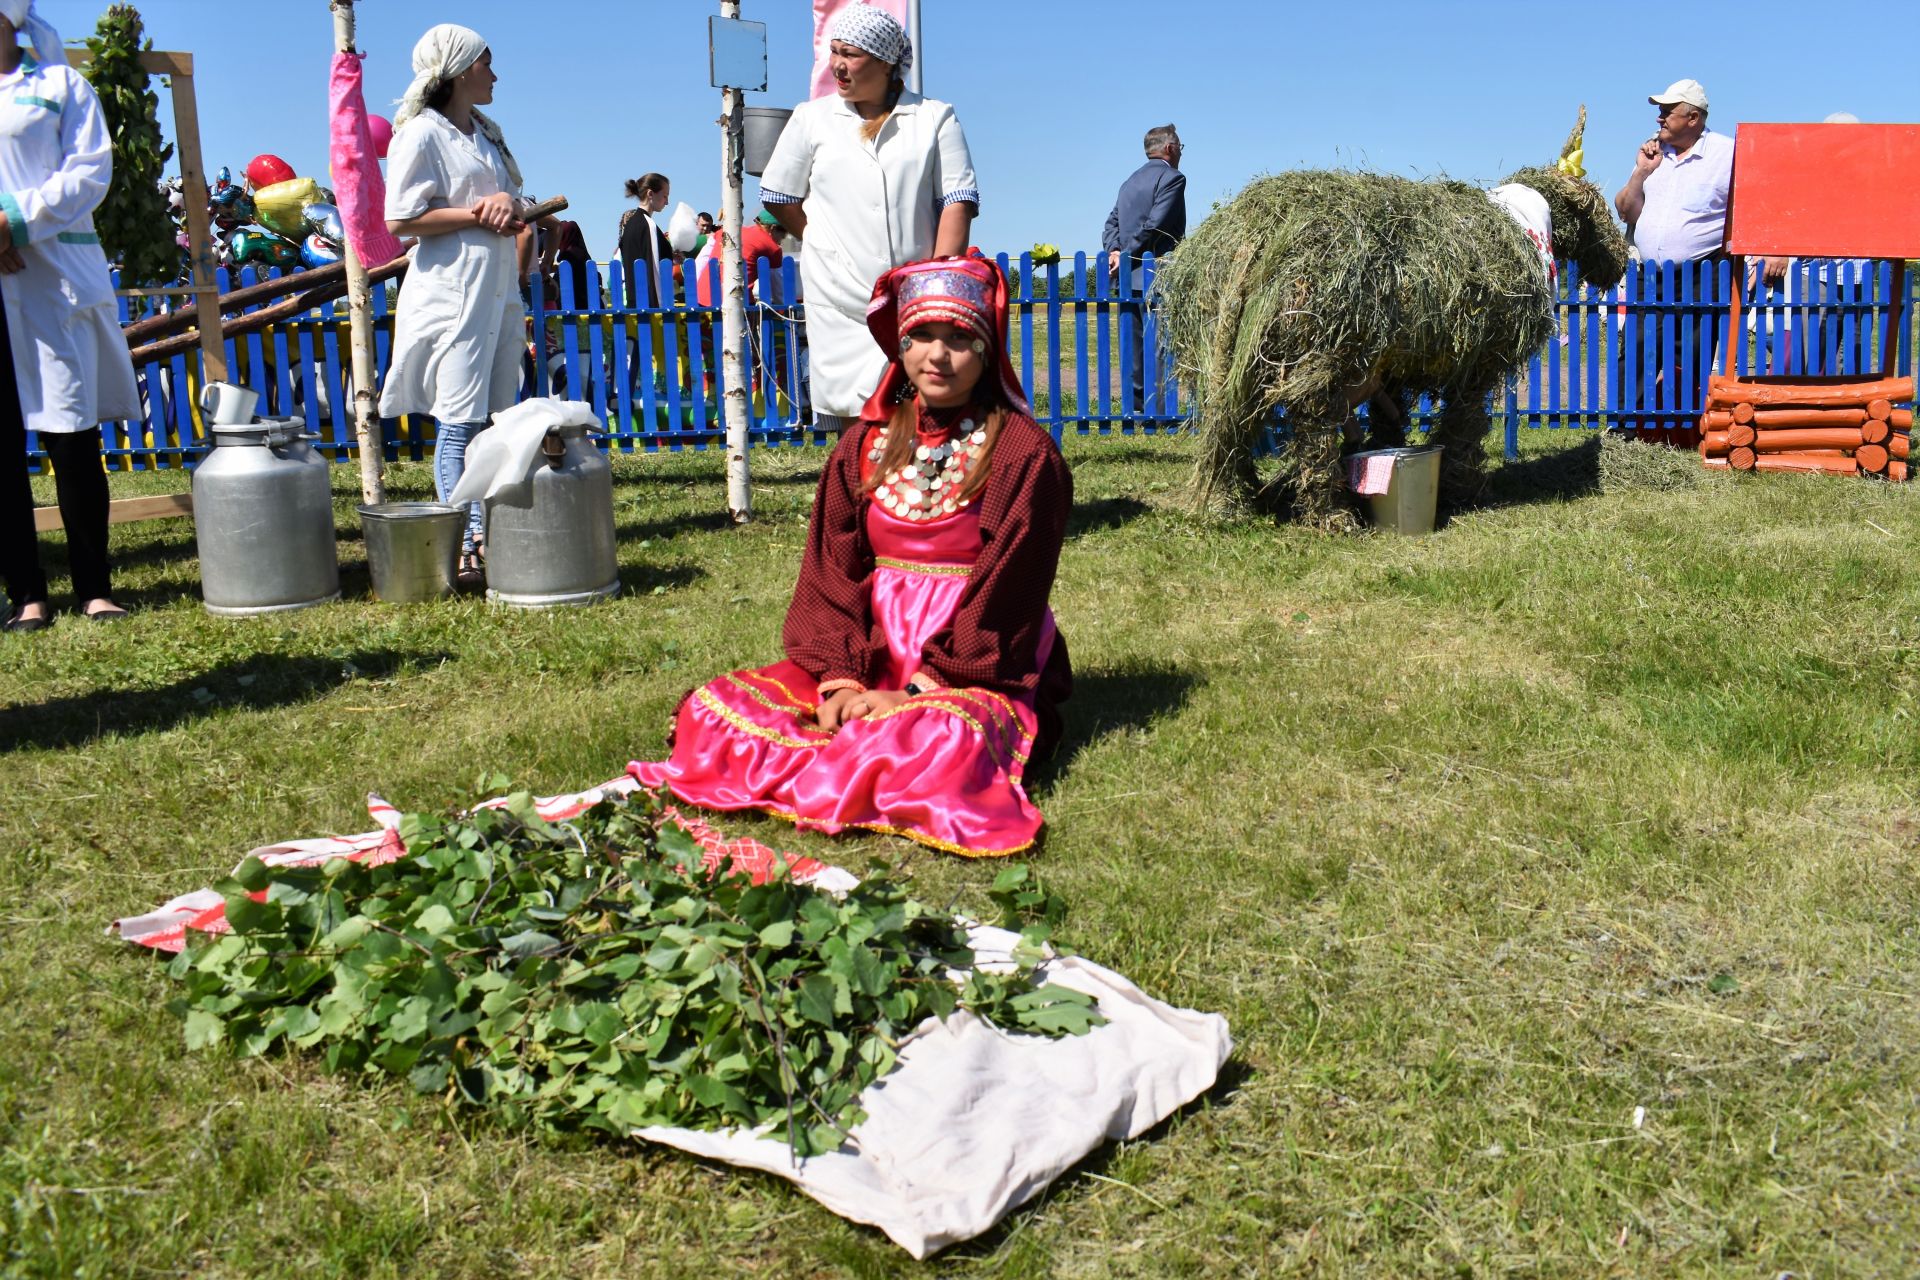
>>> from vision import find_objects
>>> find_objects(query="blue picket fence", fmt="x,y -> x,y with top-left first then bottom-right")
45,252 -> 1919,470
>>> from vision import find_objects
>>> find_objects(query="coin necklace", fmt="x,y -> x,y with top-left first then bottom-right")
867,419 -> 989,520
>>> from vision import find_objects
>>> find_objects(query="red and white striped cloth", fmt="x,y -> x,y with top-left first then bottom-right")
110,772 -> 856,954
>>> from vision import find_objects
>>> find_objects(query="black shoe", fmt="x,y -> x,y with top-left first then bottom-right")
4,609 -> 49,633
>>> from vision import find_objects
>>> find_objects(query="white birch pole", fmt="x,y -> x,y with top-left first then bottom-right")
330,0 -> 384,505
906,0 -> 922,94
720,0 -> 752,523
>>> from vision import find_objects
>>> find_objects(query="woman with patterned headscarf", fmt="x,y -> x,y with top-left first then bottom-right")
378,23 -> 531,579
760,3 -> 978,432
633,256 -> 1072,858
0,0 -> 141,629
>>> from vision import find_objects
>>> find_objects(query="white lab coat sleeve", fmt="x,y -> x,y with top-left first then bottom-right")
0,69 -> 111,246
933,104 -> 977,205
384,121 -> 444,222
757,101 -> 814,201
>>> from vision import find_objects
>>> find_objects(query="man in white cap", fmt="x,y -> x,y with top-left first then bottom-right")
1610,80 -> 1782,432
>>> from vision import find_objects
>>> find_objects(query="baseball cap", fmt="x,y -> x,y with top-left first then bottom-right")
1649,79 -> 1709,112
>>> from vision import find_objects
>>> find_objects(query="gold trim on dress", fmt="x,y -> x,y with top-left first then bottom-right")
722,674 -> 818,720
759,803 -> 1035,859
752,671 -> 823,713
874,556 -> 973,577
692,687 -> 828,750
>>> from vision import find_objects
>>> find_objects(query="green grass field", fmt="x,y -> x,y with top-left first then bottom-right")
4,429 -> 1919,1277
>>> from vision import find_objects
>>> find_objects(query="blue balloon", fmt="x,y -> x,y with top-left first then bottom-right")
299,233 -> 343,269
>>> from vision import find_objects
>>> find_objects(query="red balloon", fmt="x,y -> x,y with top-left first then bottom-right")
367,115 -> 393,159
244,154 -> 295,190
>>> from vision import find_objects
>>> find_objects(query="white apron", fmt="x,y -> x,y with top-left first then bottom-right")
377,111 -> 525,425
759,91 -> 976,418
0,52 -> 140,434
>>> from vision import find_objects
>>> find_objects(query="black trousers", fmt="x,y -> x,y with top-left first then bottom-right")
1,293 -> 113,607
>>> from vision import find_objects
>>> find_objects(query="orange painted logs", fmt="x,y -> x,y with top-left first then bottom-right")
1890,432 -> 1909,460
1868,398 -> 1892,421
1889,459 -> 1909,482
1701,430 -> 1730,456
1748,427 -> 1867,453
1856,443 -> 1890,473
1862,417 -> 1890,444
1728,422 -> 1757,447
1730,446 -> 1757,470
1708,407 -> 1876,430
1753,452 -> 1861,475
1706,375 -> 1916,407
1702,455 -> 1730,469
1731,402 -> 1756,424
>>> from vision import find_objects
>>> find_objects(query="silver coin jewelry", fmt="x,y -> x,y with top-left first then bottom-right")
867,419 -> 990,520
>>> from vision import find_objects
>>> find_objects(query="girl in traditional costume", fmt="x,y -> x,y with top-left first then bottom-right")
0,0 -> 140,629
379,24 -> 529,579
632,257 -> 1071,857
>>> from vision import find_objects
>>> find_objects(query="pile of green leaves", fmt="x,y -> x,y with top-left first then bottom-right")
165,788 -> 1102,1156
80,5 -> 176,286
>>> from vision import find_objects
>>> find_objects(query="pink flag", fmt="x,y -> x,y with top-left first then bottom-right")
328,51 -> 405,267
810,0 -> 910,99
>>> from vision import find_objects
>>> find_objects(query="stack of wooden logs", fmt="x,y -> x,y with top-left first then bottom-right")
1698,375 -> 1913,480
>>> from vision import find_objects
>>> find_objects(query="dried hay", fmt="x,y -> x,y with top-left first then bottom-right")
1155,125 -> 1628,528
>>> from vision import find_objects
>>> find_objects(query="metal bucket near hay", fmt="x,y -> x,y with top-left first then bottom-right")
1349,445 -> 1443,534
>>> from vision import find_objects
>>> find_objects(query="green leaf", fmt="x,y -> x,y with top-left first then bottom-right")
413,903 -> 457,939
183,1009 -> 224,1051
756,920 -> 795,948
501,930 -> 563,958
795,974 -> 840,1026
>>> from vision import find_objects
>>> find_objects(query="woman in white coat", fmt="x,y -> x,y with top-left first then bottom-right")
0,1 -> 139,630
760,3 -> 977,429
378,24 -> 528,577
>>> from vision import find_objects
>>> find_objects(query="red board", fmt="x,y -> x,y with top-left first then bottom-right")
1726,124 -> 1920,258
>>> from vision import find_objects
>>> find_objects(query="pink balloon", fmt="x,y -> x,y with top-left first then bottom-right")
367,114 -> 393,159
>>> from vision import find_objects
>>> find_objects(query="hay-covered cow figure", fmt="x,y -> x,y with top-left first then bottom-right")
1156,112 -> 1627,526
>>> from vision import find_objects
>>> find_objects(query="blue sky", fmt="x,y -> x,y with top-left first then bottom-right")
49,0 -> 1914,259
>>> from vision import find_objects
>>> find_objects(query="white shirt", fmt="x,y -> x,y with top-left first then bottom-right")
758,91 -> 977,417
0,53 -> 139,433
1632,128 -> 1733,264
377,111 -> 526,424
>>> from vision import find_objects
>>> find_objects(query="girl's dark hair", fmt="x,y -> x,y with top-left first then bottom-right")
425,78 -> 457,113
624,173 -> 669,201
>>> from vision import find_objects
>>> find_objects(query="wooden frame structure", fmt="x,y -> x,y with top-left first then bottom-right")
36,47 -> 218,531
1701,123 -> 1920,477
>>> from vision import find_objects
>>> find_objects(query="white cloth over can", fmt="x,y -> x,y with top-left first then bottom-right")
0,52 -> 139,434
377,110 -> 525,425
758,91 -> 976,418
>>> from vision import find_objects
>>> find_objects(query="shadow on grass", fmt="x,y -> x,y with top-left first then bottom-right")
1456,435 -> 1602,515
618,562 -> 708,595
1030,661 -> 1203,790
615,510 -> 737,543
0,648 -> 446,753
1067,495 -> 1150,537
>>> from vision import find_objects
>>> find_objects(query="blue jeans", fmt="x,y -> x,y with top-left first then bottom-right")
433,421 -> 487,550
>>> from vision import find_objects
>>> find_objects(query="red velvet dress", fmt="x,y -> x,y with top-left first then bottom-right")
630,405 -> 1072,856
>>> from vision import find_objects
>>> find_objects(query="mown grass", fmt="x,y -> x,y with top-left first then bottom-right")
4,429 -> 1919,1277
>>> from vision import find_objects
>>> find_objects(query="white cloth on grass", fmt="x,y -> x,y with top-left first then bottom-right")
635,924 -> 1232,1259
377,110 -> 525,425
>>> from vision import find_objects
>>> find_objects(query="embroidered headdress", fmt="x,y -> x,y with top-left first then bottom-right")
862,256 -> 1029,418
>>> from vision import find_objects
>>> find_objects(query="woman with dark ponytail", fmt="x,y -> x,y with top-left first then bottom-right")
616,172 -> 673,308
759,4 -> 977,432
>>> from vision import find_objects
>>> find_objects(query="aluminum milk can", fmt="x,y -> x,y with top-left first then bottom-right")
484,423 -> 620,608
192,419 -> 340,615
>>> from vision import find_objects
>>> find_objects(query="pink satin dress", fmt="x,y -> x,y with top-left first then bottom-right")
629,501 -> 1057,857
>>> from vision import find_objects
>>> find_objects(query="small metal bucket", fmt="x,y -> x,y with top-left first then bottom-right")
358,502 -> 464,602
743,107 -> 792,177
1350,445 -> 1444,534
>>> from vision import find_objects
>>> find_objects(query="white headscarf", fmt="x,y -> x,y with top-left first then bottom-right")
0,0 -> 66,71
829,3 -> 913,77
392,23 -> 522,190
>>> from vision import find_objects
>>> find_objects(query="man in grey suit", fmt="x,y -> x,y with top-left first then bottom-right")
1102,124 -> 1186,414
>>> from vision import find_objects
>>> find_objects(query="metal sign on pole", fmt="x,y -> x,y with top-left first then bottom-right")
711,7 -> 767,524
